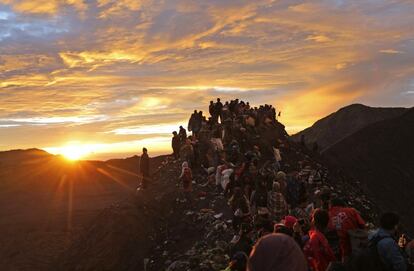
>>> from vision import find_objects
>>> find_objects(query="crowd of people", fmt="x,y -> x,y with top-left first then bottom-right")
168,98 -> 413,271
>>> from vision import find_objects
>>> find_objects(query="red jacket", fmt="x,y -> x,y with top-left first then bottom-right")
180,167 -> 193,192
304,229 -> 336,271
328,207 -> 365,257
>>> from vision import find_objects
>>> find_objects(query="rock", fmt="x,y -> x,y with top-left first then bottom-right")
166,260 -> 190,271
185,211 -> 195,216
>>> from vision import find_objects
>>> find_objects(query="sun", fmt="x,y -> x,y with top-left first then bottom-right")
60,145 -> 90,161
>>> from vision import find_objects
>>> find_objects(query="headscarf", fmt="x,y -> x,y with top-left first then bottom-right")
179,162 -> 190,179
284,215 -> 298,229
247,233 -> 307,271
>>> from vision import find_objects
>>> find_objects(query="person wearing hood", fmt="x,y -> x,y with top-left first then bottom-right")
247,233 -> 308,271
179,161 -> 193,204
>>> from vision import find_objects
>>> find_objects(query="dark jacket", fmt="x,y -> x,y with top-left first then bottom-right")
172,135 -> 180,150
371,228 -> 407,271
140,153 -> 150,176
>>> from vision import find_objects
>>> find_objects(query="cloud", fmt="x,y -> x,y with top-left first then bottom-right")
0,0 -> 414,157
379,49 -> 404,54
0,0 -> 87,15
306,34 -> 332,43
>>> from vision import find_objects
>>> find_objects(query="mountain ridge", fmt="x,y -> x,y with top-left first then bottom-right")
323,107 -> 414,234
291,103 -> 408,151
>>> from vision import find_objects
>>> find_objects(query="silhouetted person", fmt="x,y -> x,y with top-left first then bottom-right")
140,148 -> 150,189
179,126 -> 187,144
188,110 -> 197,134
172,131 -> 180,159
209,101 -> 215,120
215,98 -> 223,123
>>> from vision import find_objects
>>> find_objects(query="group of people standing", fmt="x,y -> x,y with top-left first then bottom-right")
169,98 -> 413,271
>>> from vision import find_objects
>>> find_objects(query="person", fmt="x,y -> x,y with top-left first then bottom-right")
179,126 -> 187,144
171,131 -> 180,159
179,162 -> 193,204
139,147 -> 150,189
229,187 -> 251,231
223,251 -> 248,271
328,197 -> 365,261
215,98 -> 223,123
276,171 -> 287,196
247,233 -> 308,271
230,223 -> 254,257
285,172 -> 303,209
209,100 -> 216,121
267,182 -> 288,222
370,212 -> 408,271
179,138 -> 194,167
250,178 -> 268,214
304,209 -> 336,271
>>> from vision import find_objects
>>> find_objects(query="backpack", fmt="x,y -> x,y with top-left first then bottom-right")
346,236 -> 391,271
325,229 -> 342,260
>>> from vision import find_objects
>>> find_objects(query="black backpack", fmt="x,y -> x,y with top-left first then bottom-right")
325,229 -> 341,260
346,235 -> 392,271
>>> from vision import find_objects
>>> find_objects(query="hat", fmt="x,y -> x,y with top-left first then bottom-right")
258,207 -> 270,215
284,215 -> 297,229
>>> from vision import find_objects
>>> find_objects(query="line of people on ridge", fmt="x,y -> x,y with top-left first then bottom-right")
170,98 -> 414,271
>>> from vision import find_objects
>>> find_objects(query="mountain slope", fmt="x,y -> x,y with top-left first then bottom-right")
291,104 -> 407,151
324,108 -> 414,234
0,150 -> 164,271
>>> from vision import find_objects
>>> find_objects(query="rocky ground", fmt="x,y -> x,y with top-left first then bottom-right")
53,140 -> 379,271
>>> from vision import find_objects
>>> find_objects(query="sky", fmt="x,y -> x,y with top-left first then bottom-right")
1,0 -> 414,159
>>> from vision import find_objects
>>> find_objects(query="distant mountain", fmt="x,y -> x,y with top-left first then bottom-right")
0,149 -> 165,271
324,108 -> 414,234
291,104 -> 407,151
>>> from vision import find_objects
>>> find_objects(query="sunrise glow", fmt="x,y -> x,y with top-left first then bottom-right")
0,1 -> 413,158
55,144 -> 92,161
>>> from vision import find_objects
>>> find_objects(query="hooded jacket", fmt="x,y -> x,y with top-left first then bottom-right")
248,233 -> 307,271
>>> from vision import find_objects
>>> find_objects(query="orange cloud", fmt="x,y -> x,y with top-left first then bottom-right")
0,0 -> 413,157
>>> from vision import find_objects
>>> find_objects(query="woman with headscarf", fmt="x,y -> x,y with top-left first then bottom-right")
179,162 -> 193,204
247,233 -> 308,271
